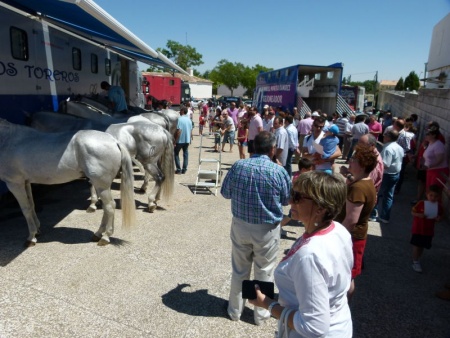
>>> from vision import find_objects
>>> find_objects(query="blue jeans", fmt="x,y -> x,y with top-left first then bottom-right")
174,143 -> 189,171
284,148 -> 295,177
375,173 -> 399,221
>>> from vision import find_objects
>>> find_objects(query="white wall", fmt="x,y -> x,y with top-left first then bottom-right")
217,84 -> 247,97
189,83 -> 212,99
428,13 -> 450,71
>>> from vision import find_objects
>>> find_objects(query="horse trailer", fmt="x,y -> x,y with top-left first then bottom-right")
0,0 -> 186,196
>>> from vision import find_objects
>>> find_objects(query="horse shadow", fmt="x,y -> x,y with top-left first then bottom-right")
161,283 -> 254,324
0,180 -> 129,266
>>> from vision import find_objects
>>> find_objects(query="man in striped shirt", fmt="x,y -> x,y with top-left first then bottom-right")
221,131 -> 291,325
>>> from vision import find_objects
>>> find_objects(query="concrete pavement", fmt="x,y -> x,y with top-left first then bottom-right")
1,120 -> 450,337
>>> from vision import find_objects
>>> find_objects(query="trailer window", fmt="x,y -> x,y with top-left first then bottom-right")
72,48 -> 81,70
169,79 -> 175,86
327,71 -> 334,79
91,53 -> 98,74
314,73 -> 321,80
105,58 -> 111,76
10,27 -> 28,61
286,69 -> 290,77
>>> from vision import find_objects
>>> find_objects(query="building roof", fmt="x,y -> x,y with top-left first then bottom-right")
142,72 -> 213,84
380,80 -> 398,86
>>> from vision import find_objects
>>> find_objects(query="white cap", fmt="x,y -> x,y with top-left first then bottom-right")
311,111 -> 320,117
263,104 -> 269,109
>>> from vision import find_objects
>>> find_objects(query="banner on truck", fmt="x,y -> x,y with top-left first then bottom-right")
254,66 -> 298,113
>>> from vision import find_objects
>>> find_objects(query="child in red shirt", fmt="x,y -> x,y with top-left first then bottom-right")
411,184 -> 443,273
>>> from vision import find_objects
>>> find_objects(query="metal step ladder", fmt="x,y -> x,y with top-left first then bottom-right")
194,133 -> 222,195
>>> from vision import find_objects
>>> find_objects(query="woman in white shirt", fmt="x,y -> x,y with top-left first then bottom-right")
250,171 -> 353,337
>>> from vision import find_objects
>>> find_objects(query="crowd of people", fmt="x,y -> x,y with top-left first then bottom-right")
209,102 -> 449,337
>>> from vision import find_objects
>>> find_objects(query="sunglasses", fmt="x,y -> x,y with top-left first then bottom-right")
290,189 -> 313,204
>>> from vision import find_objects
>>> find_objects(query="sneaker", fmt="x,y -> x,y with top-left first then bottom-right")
181,169 -> 187,174
378,217 -> 389,224
412,262 -> 423,273
175,170 -> 182,174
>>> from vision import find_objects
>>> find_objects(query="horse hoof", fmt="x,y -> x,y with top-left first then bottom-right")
86,206 -> 97,213
97,238 -> 110,246
91,235 -> 101,242
25,240 -> 36,248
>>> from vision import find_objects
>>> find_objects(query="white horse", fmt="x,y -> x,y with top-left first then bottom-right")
0,119 -> 136,246
101,120 -> 175,213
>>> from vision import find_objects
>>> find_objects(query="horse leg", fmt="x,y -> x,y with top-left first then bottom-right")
87,184 -> 98,213
25,181 -> 41,236
6,181 -> 40,246
144,163 -> 163,213
139,171 -> 150,193
92,187 -> 116,246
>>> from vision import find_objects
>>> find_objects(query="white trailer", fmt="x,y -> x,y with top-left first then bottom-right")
0,0 -> 187,124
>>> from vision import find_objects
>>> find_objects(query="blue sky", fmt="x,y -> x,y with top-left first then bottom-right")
95,0 -> 450,82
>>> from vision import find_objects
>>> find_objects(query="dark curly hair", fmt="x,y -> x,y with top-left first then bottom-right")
352,144 -> 378,174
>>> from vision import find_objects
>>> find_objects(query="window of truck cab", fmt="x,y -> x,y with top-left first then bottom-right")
72,48 -> 81,70
91,53 -> 98,74
10,27 -> 28,61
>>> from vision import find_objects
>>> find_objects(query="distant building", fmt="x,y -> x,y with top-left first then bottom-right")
424,12 -> 450,88
217,84 -> 248,98
143,70 -> 213,100
379,80 -> 398,90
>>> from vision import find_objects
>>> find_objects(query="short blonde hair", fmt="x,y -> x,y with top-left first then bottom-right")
294,171 -> 347,221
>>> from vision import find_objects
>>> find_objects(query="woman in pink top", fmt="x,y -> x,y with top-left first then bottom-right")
423,128 -> 448,191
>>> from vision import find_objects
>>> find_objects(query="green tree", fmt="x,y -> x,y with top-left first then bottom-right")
395,77 -> 404,90
404,71 -> 420,91
209,59 -> 244,96
240,64 -> 273,97
157,40 -> 203,71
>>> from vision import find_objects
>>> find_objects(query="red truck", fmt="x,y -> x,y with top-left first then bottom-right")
142,72 -> 191,108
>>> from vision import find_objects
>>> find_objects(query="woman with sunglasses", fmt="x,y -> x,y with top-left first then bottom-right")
250,171 -> 353,337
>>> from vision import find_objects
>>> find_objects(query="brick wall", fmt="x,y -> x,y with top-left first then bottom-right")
378,89 -> 450,216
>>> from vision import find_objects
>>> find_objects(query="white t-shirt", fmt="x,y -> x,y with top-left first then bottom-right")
275,126 -> 289,166
275,222 -> 353,337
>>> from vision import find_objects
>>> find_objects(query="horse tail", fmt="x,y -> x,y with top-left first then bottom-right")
160,129 -> 175,200
117,142 -> 136,229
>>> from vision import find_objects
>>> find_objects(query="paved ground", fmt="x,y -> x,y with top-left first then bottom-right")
1,117 -> 450,337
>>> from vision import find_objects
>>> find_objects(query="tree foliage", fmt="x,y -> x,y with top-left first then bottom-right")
209,59 -> 244,96
404,71 -> 420,91
241,64 -> 273,97
395,77 -> 404,90
346,80 -> 377,94
157,40 -> 203,71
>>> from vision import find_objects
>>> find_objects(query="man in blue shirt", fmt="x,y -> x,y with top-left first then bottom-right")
174,107 -> 192,174
100,81 -> 128,113
221,131 -> 291,325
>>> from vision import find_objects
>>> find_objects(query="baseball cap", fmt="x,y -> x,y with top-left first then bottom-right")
311,111 -> 320,117
264,104 -> 269,109
324,125 -> 339,135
